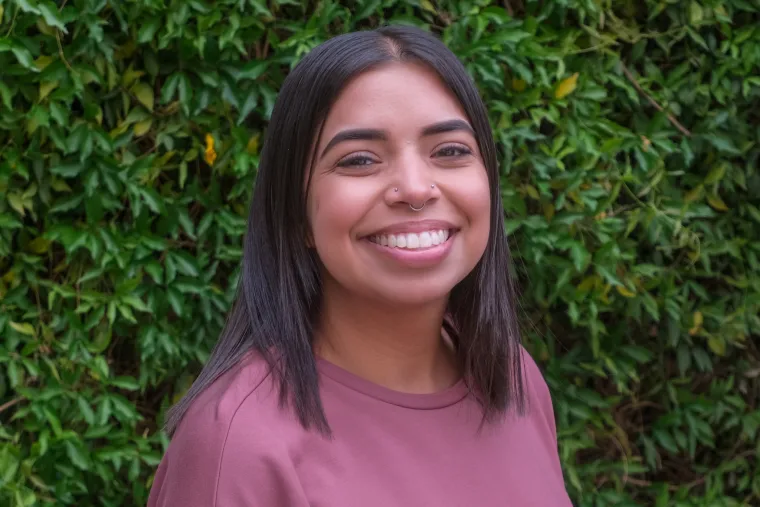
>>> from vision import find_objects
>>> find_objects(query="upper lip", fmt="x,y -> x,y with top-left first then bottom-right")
364,220 -> 458,237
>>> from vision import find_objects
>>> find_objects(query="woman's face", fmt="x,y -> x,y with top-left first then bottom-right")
307,62 -> 491,306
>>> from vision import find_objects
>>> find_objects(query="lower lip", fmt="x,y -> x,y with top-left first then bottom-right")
364,232 -> 456,268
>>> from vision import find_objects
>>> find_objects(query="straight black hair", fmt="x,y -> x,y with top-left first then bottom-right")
164,25 -> 525,436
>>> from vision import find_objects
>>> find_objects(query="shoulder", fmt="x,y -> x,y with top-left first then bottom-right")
148,352 -> 290,507
172,350 -> 280,448
517,345 -> 558,443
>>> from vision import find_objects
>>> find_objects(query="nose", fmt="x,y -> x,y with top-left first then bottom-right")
385,154 -> 439,210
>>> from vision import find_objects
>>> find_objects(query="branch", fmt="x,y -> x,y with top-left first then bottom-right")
0,397 -> 23,414
621,62 -> 692,137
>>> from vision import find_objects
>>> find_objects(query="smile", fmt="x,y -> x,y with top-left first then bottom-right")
368,229 -> 452,250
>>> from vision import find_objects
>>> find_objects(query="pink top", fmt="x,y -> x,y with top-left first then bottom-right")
147,348 -> 572,506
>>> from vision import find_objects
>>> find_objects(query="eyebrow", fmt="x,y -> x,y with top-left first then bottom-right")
319,119 -> 476,159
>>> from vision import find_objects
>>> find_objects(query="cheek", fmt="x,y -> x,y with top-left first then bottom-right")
458,168 -> 491,229
307,176 -> 372,245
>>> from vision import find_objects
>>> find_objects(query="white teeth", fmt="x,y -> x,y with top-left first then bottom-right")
369,229 -> 451,249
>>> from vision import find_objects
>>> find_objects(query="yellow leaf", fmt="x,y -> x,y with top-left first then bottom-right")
511,78 -> 527,92
246,133 -> 260,155
555,72 -> 579,99
51,178 -> 72,192
133,119 -> 152,137
10,321 -> 36,336
36,19 -> 55,36
8,194 -> 25,216
121,65 -> 144,88
420,0 -> 436,13
616,285 -> 636,298
684,185 -> 704,203
39,81 -> 58,101
543,202 -> 555,221
133,82 -> 154,112
689,311 -> 703,335
707,194 -> 728,212
704,163 -> 727,185
523,184 -> 539,200
27,237 -> 51,254
34,55 -> 54,71
577,276 -> 598,292
707,336 -> 725,356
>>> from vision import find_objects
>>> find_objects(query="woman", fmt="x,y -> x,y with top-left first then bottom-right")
147,25 -> 571,506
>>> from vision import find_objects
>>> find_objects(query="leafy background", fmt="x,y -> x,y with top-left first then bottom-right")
1,0 -> 759,505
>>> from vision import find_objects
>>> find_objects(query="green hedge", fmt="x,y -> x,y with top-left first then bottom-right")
2,0 -> 759,505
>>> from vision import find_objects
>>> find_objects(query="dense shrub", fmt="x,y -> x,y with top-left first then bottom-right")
1,0 -> 759,505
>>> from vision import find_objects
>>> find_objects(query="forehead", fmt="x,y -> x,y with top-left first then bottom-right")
318,62 -> 470,139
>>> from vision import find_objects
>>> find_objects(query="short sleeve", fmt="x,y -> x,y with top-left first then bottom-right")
147,402 -> 232,507
146,357 -> 310,507
520,346 -> 563,469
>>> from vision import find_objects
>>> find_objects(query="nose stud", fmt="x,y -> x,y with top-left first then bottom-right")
394,184 -> 435,191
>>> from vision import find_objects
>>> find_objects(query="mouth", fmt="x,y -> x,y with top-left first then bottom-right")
366,228 -> 456,250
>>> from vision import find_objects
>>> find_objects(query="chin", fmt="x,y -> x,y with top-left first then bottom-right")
368,277 -> 461,307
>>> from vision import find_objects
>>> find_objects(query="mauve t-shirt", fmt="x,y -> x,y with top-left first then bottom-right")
147,347 -> 572,506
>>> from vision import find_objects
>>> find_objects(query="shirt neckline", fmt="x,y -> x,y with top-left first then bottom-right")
316,357 -> 470,410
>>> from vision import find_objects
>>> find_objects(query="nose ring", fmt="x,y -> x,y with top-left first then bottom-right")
409,202 -> 425,212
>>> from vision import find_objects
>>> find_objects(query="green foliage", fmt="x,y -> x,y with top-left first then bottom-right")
1,0 -> 759,505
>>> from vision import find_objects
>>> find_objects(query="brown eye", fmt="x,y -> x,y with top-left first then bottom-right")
434,145 -> 472,158
337,154 -> 377,168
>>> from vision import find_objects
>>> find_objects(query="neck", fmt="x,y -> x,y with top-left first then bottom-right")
314,276 -> 459,394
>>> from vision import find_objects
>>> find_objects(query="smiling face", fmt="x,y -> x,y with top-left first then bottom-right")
307,62 -> 491,306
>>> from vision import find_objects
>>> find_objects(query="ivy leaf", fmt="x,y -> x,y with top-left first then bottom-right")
133,82 -> 154,112
170,251 -> 199,277
160,73 -> 181,104
167,287 -> 183,316
137,18 -> 161,43
0,81 -> 13,109
38,1 -> 68,33
14,0 -> 40,14
7,194 -> 26,216
707,194 -> 729,212
10,322 -> 36,336
133,119 -> 152,136
0,213 -> 22,229
65,440 -> 91,471
238,60 -> 268,80
555,73 -> 579,99
11,47 -> 39,71
110,376 -> 140,391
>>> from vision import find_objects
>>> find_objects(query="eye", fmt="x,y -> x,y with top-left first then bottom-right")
336,153 -> 377,168
433,144 -> 472,158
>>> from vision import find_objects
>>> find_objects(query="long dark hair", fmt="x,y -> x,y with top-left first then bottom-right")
164,25 -> 524,436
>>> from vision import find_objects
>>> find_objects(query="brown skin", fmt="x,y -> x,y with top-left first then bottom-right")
307,62 -> 491,395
